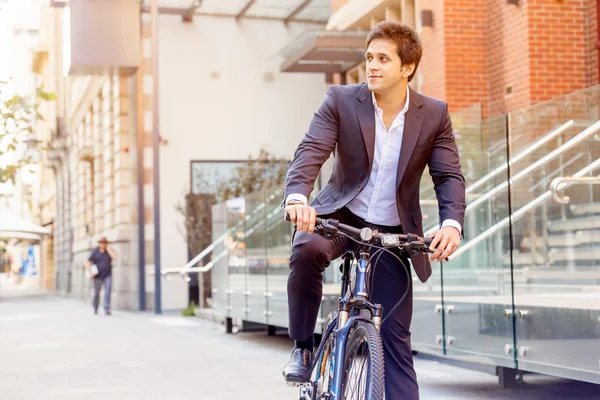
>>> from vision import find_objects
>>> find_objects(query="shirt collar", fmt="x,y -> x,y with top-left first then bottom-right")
372,86 -> 410,115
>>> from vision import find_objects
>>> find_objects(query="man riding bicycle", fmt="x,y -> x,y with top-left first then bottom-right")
282,21 -> 466,399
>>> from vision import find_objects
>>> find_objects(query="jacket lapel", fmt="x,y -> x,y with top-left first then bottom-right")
396,87 -> 424,188
355,84 -> 375,170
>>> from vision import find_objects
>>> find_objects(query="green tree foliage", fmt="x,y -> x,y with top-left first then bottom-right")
0,81 -> 55,186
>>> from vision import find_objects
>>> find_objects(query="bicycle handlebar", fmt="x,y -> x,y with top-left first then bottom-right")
285,214 -> 433,249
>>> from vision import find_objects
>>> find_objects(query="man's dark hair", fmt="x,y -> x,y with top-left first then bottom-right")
366,21 -> 423,82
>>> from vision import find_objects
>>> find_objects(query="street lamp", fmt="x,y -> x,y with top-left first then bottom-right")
21,136 -> 42,186
22,136 -> 42,164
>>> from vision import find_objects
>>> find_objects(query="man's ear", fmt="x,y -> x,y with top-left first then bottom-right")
402,63 -> 416,79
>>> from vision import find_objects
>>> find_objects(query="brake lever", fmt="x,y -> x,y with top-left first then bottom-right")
314,219 -> 340,239
403,241 -> 449,262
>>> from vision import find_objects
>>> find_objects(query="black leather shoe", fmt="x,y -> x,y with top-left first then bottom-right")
282,347 -> 312,383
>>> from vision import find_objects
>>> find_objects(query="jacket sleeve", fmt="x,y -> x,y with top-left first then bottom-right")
282,86 -> 339,205
427,102 -> 467,234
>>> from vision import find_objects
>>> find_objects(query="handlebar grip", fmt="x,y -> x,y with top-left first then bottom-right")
424,236 -> 433,246
284,213 -> 323,225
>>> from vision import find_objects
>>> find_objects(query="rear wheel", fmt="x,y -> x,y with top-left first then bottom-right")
341,322 -> 384,400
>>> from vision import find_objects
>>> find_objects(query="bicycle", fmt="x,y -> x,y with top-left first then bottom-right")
286,216 -> 436,400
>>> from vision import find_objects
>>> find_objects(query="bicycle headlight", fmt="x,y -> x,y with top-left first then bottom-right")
380,234 -> 400,247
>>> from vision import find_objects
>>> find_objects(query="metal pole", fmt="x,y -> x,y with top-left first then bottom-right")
151,0 -> 162,314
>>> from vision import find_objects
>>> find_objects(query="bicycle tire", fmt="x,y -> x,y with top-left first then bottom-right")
341,322 -> 385,400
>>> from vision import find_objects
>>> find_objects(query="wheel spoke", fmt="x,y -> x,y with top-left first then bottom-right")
344,342 -> 371,399
340,322 -> 384,400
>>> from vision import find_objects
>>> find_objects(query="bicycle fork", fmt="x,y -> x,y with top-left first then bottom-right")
338,251 -> 383,332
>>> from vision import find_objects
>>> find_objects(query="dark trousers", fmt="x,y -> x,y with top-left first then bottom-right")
93,275 -> 112,312
287,207 -> 419,400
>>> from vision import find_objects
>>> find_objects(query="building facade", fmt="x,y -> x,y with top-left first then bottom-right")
283,0 -> 599,119
33,5 -> 142,306
32,1 -> 330,310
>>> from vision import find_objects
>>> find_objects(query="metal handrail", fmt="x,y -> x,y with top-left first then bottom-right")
178,189 -> 280,275
468,120 -> 600,208
424,119 -> 600,235
147,247 -> 229,277
449,157 -> 600,260
528,152 -> 586,193
420,121 -> 573,200
466,120 -> 574,195
182,213 -> 287,276
161,197 -> 286,277
551,176 -> 600,204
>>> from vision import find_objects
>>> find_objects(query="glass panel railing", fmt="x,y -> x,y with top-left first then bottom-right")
266,189 -> 294,328
225,197 -> 249,322
203,85 -> 600,385
438,115 -> 517,368
411,105 -> 487,355
209,201 -> 232,320
509,86 -> 600,383
241,190 -> 269,325
411,264 -> 444,354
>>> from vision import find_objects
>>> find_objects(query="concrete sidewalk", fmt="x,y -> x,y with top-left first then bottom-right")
0,294 -> 598,399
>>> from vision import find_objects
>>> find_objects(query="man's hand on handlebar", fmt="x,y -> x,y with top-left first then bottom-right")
427,226 -> 461,262
284,204 -> 317,234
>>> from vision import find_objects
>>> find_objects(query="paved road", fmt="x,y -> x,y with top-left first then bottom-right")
0,293 -> 598,399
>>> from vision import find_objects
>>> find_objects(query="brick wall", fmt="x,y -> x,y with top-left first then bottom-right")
527,0 -> 589,105
486,0 -> 531,117
416,0 -> 598,118
418,0 -> 446,101
443,0 -> 489,116
586,0 -> 599,86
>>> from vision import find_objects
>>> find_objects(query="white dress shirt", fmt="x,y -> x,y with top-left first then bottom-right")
287,87 -> 461,232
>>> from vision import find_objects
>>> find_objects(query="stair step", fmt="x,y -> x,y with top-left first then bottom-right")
503,252 -> 546,266
503,244 -> 600,265
521,234 -> 569,249
521,230 -> 600,249
548,247 -> 600,263
548,216 -> 600,232
570,202 -> 600,216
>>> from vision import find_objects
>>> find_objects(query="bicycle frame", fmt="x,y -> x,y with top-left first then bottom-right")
314,248 -> 384,400
293,216 -> 432,400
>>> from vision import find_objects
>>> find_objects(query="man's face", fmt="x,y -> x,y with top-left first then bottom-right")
99,241 -> 107,250
365,38 -> 414,94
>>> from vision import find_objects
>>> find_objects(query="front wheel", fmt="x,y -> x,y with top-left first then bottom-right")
341,322 -> 385,400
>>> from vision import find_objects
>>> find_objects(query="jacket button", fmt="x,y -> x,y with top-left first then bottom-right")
358,186 -> 363,191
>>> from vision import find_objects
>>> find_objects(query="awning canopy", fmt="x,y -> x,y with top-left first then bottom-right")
0,208 -> 50,243
53,0 -> 331,24
279,30 -> 368,73
148,0 -> 331,23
